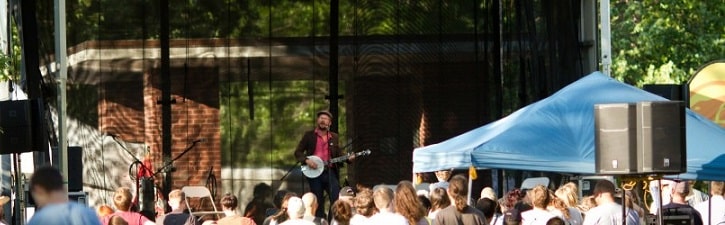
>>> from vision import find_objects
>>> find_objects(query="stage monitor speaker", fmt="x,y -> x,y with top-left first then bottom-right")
636,101 -> 686,174
643,84 -> 687,102
0,100 -> 33,153
51,146 -> 84,192
595,103 -> 638,174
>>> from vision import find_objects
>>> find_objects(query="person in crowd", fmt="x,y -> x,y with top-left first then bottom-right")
504,209 -> 522,225
330,200 -> 353,225
264,192 -> 297,225
619,191 -> 642,225
428,187 -> 451,219
662,181 -> 703,225
109,215 -> 130,225
577,196 -> 596,215
395,181 -> 429,225
434,175 -> 487,225
368,186 -> 408,225
280,197 -> 315,225
156,189 -> 199,225
649,180 -> 676,215
350,189 -> 376,225
429,170 -> 452,192
694,181 -> 725,225
554,185 -> 578,210
521,185 -> 557,225
481,187 -> 497,201
338,187 -> 356,207
501,189 -> 524,214
98,204 -> 115,221
266,191 -> 291,217
419,195 -> 432,214
582,180 -> 637,225
686,181 -> 709,207
109,187 -> 155,225
545,217 -> 566,225
476,198 -> 503,225
294,111 -> 355,218
26,166 -> 101,225
301,192 -> 329,225
548,190 -> 582,225
217,193 -> 256,225
245,183 -> 274,225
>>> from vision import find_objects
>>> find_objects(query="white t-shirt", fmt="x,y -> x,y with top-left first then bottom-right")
368,211 -> 409,225
694,195 -> 725,225
279,219 -> 316,225
582,202 -> 638,225
349,214 -> 373,225
522,208 -> 557,225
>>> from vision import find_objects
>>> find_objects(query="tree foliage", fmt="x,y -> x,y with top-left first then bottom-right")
611,0 -> 725,86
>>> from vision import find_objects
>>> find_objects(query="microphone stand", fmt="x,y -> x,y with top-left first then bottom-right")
109,136 -> 154,212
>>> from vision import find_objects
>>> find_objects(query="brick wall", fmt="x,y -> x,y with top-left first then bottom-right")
100,80 -> 145,142
142,63 -> 222,195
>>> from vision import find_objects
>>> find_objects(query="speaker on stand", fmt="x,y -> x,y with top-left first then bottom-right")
594,101 -> 686,175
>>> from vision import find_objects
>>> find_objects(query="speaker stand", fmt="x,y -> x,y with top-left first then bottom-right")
12,153 -> 26,225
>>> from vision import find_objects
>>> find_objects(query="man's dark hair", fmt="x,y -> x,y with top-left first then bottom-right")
30,166 -> 64,192
475,198 -> 498,218
593,180 -> 616,195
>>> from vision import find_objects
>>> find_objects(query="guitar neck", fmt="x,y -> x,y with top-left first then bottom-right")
328,151 -> 365,164
328,155 -> 353,164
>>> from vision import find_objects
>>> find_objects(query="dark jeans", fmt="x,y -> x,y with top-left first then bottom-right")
307,169 -> 340,218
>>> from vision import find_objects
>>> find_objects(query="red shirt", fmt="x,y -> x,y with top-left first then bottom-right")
107,211 -> 150,225
313,129 -> 331,163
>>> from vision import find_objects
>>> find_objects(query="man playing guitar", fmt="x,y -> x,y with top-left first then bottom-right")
294,110 -> 355,218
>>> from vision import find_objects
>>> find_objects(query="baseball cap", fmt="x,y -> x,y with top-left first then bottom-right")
340,186 -> 355,197
317,110 -> 333,119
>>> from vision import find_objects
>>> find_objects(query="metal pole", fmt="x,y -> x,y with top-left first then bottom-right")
160,0 -> 172,201
599,0 -> 612,76
159,0 -> 173,202
329,0 -> 339,132
53,0 -> 68,191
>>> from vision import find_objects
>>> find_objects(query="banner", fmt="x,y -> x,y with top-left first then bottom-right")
689,61 -> 725,127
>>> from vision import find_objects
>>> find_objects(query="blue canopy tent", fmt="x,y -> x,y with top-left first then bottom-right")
412,72 -> 725,181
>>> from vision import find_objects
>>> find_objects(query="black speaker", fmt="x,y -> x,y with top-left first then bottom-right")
30,99 -> 49,152
51,146 -> 84,192
0,100 -> 33,153
595,103 -> 638,174
636,101 -> 686,174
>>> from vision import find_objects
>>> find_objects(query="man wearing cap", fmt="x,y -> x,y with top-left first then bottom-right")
662,181 -> 703,225
294,110 -> 354,219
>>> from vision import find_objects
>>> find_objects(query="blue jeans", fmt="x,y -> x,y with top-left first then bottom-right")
308,169 -> 340,218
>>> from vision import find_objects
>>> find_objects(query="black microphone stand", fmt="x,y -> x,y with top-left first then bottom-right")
110,136 -> 202,215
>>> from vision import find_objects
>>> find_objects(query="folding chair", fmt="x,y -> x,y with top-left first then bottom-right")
181,186 -> 225,221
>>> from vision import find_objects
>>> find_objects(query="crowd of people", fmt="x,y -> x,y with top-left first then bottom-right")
19,165 -> 725,225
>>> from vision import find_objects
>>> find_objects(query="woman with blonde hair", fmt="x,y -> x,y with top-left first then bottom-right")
350,189 -> 376,225
554,184 -> 578,208
521,185 -> 557,225
394,181 -> 429,225
548,190 -> 582,225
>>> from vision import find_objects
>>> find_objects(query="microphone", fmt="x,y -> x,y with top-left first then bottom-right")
193,138 -> 207,144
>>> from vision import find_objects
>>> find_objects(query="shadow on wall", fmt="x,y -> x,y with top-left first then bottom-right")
53,107 -> 148,207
